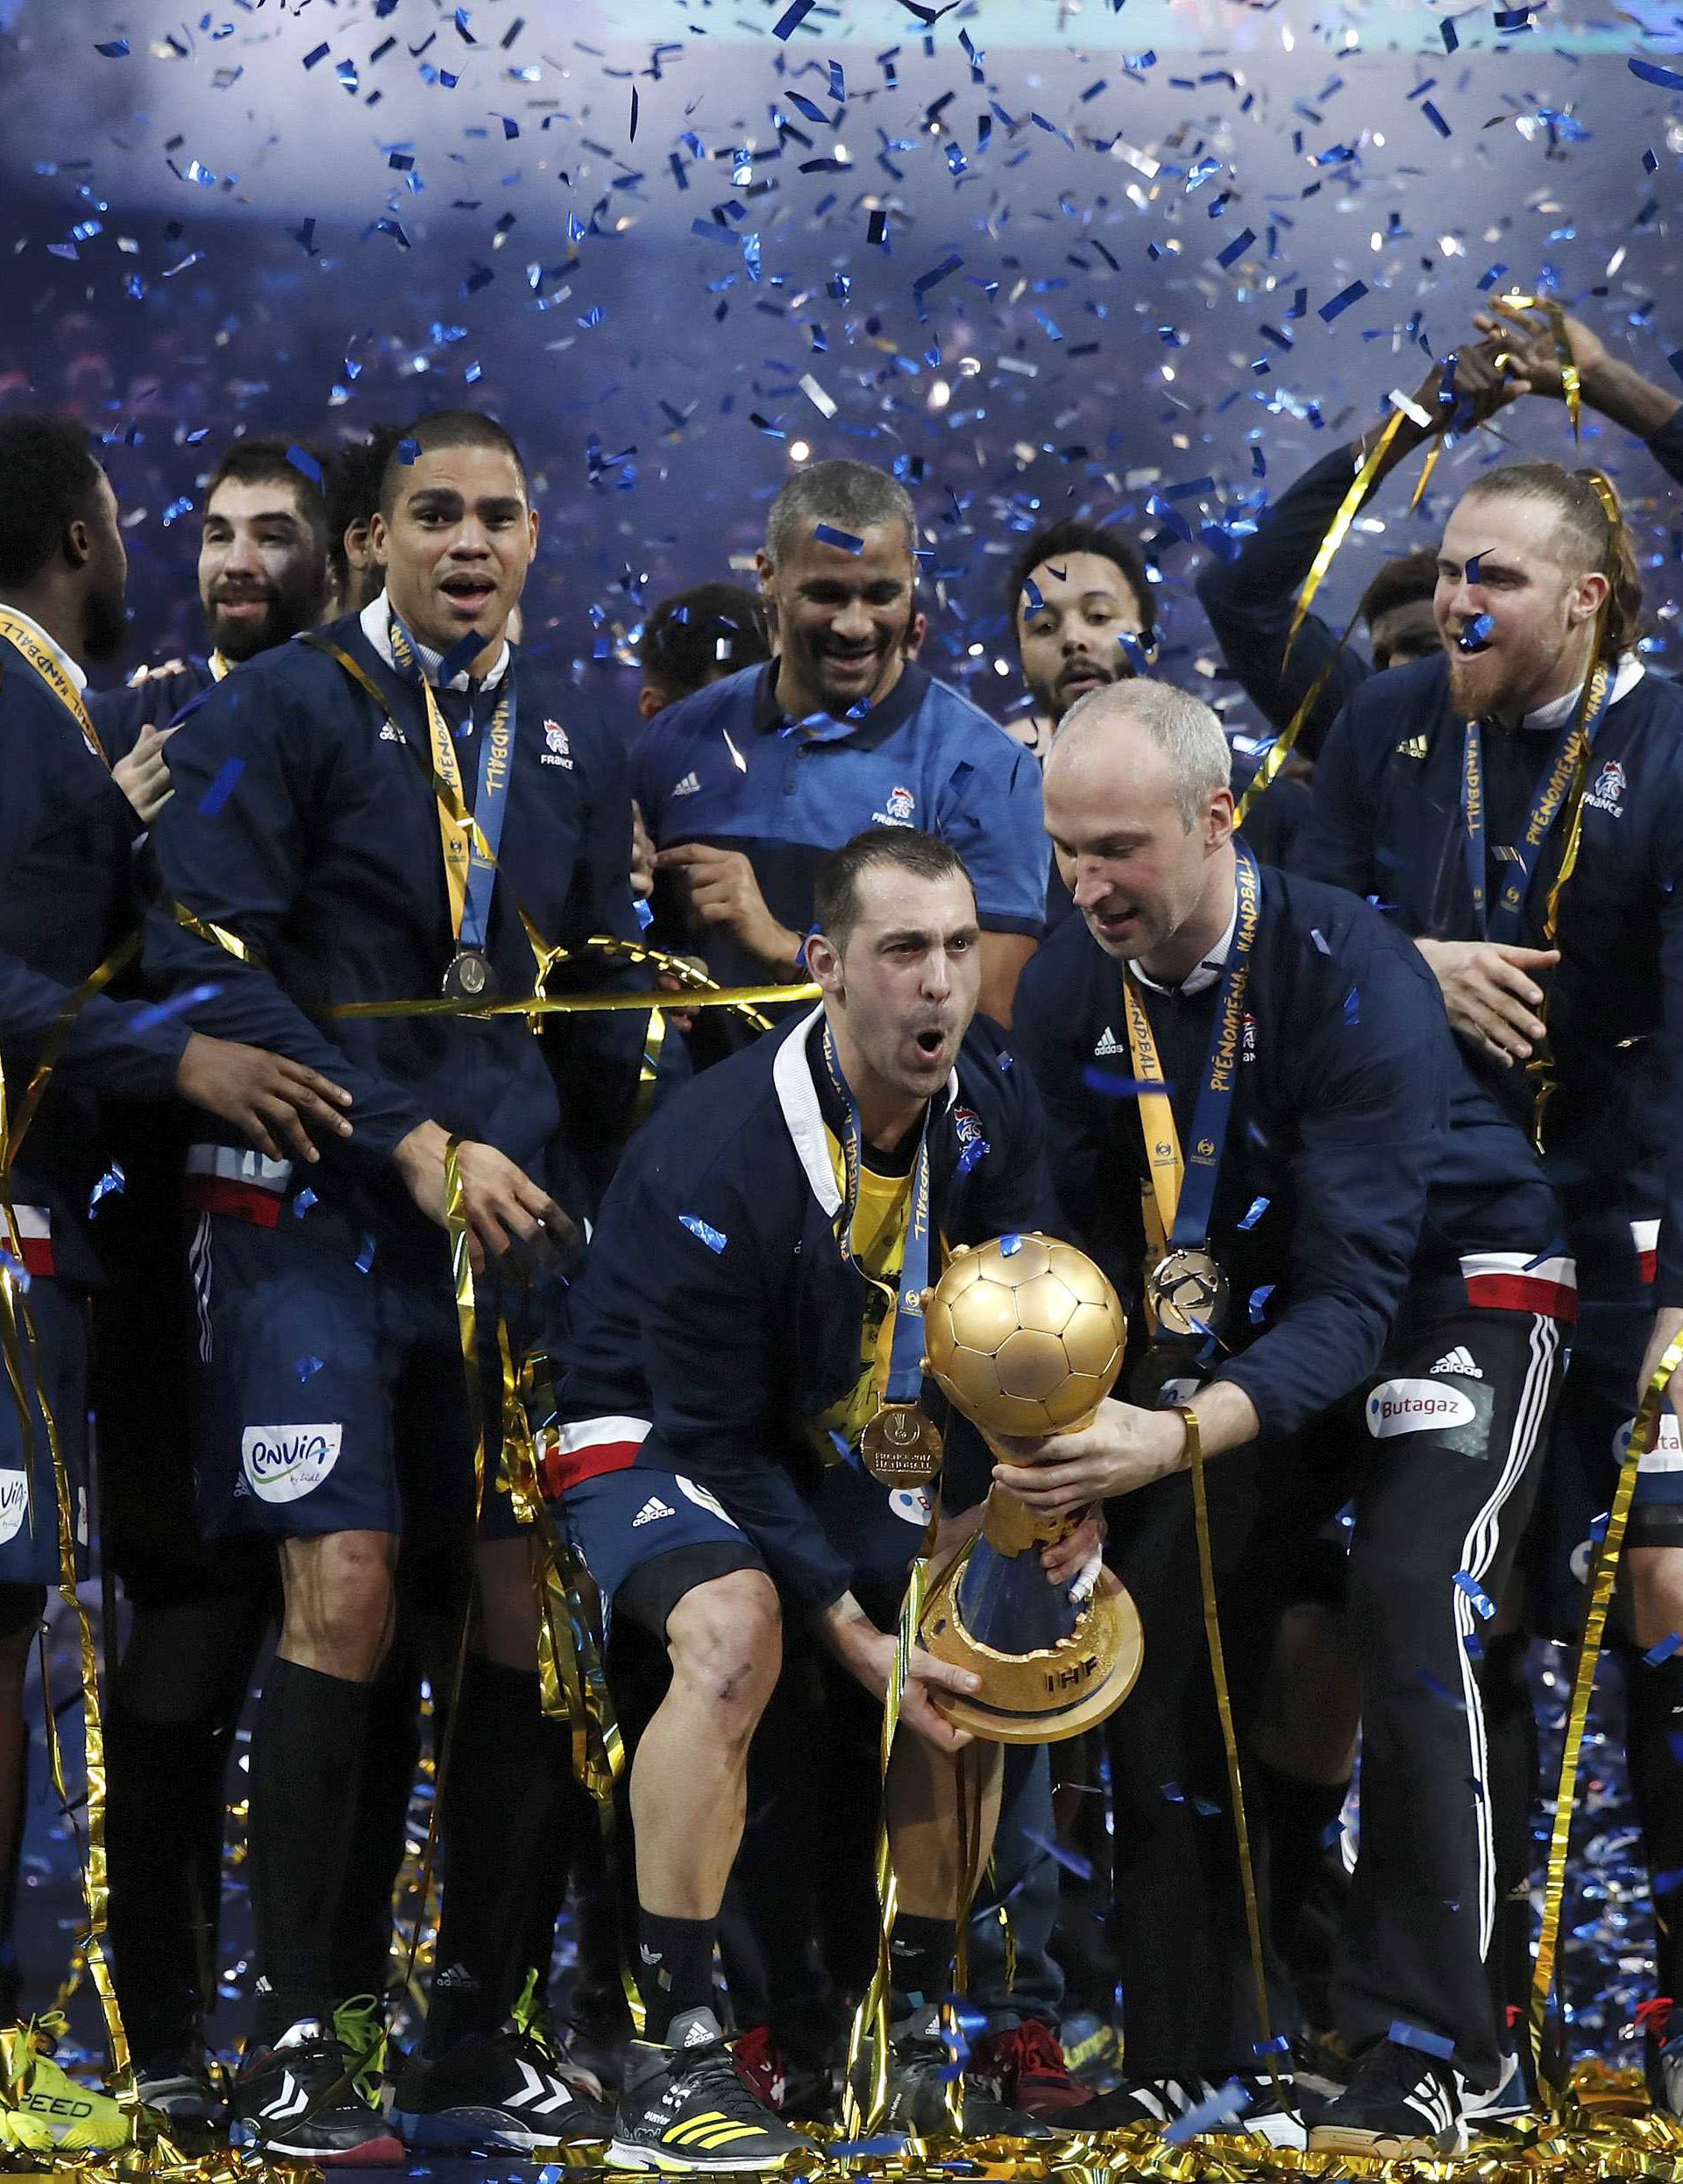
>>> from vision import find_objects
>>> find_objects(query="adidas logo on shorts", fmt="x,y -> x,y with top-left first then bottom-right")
1431,1346 -> 1482,1379
633,1496 -> 677,1528
671,771 -> 702,798
1093,1025 -> 1124,1058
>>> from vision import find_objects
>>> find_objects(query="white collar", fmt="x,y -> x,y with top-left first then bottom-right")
1132,890 -> 1239,1000
360,588 -> 511,692
772,1007 -> 958,1216
1519,650 -> 1644,734
0,606 -> 87,694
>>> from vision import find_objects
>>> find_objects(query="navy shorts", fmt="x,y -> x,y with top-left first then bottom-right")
1527,1294 -> 1679,1642
0,1274 -> 88,1586
188,1214 -> 533,1543
559,1464 -> 767,1633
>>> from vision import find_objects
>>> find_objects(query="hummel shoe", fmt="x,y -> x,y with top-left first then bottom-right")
394,2024 -> 612,2150
1308,2037 -> 1466,2157
0,2018 -> 131,2152
231,2017 -> 404,2165
609,2007 -> 815,2171
1081,2072 -> 1308,2146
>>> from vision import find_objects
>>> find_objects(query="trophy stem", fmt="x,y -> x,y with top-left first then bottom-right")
977,1411 -> 1102,1555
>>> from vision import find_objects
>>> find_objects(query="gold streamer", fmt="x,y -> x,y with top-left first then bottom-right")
161,902 -> 259,968
1530,1328 -> 1683,2107
1489,292 -> 1582,440
1283,410 -> 1409,663
0,940 -> 138,1175
1232,667 -> 1335,833
331,975 -> 815,1023
1177,1405 -> 1287,2112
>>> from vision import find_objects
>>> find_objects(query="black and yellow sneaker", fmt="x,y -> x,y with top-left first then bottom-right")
0,2017 -> 131,2152
609,2008 -> 814,2172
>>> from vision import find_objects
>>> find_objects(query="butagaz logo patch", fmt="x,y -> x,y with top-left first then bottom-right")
541,720 -> 573,769
240,1423 -> 343,1504
1365,1379 -> 1476,1439
1094,1025 -> 1124,1058
873,784 -> 917,827
1585,757 -> 1626,818
0,1471 -> 28,1547
1616,1409 -> 1683,1468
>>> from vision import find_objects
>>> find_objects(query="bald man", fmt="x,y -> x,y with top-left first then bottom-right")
1008,681 -> 1564,2154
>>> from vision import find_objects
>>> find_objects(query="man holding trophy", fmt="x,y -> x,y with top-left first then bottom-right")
1009,681 -> 1566,2155
541,826 -> 1116,2166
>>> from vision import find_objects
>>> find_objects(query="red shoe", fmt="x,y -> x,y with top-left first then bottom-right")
730,2024 -> 833,2121
971,2021 -> 1095,2114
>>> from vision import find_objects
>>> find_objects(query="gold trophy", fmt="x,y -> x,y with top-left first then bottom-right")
916,1233 -> 1144,1742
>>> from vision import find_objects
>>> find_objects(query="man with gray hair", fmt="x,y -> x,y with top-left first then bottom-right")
636,457 -> 1048,1056
1006,680 -> 1566,2155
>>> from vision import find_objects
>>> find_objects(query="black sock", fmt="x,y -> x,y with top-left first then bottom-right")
638,1911 -> 716,2043
1626,1645 -> 1683,2002
1256,1761 -> 1349,1959
425,1659 -> 572,2056
1478,1633 -> 1537,2051
330,1654 -> 421,2005
251,1660 -> 373,2046
107,1699 -> 232,2064
890,1912 -> 955,2017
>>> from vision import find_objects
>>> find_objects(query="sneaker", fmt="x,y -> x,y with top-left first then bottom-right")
860,2004 -> 1051,2139
733,2025 -> 834,2122
1081,2072 -> 1308,2147
1059,2009 -> 1123,2092
0,2018 -> 131,2152
1464,2046 -> 1531,2129
509,1967 -> 607,2102
970,2022 -> 1094,2115
609,2007 -> 816,2172
231,2017 -> 405,2165
132,2048 -> 221,2127
332,1993 -> 389,2110
1308,2038 -> 1465,2158
394,2024 -> 613,2150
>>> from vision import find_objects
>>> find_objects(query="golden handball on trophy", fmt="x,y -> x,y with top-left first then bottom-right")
916,1234 -> 1144,1742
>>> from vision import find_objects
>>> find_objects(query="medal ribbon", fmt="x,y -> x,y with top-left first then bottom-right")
387,612 -> 518,962
1460,666 -> 1613,943
1120,843 -> 1262,1273
0,613 -> 106,765
820,1024 -> 934,1412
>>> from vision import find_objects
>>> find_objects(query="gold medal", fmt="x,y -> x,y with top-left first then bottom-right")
859,1401 -> 944,1486
1146,1245 -> 1229,1339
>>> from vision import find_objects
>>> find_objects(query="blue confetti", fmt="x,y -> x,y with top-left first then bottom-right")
1458,613 -> 1495,652
770,0 -> 818,35
1421,101 -> 1451,138
1247,1285 -> 1275,1324
999,1233 -> 1024,1257
293,1188 -> 319,1219
634,897 -> 654,932
1216,228 -> 1256,269
355,1235 -> 377,1273
813,523 -> 864,554
1253,2036 -> 1291,2058
1389,2020 -> 1456,2061
1630,59 -> 1683,91
129,984 -> 222,1032
1082,1068 -> 1171,1098
954,1136 -> 991,1178
94,38 -> 131,56
1653,1866 -> 1683,1897
1454,1570 -> 1497,1620
1647,1634 -> 1683,1665
89,1164 -> 125,1213
1021,1826 -> 1095,1881
680,1213 -> 728,1254
436,634 -> 486,684
1163,2079 -> 1251,2145
1238,1196 -> 1269,1231
1160,1780 -> 1185,1804
1441,16 -> 1459,50
196,756 -> 245,817
1420,1670 -> 1467,1712
284,444 -> 322,486
1318,280 -> 1369,323
295,1355 -> 324,1383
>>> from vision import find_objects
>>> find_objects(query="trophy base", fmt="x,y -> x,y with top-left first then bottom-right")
918,1556 -> 1144,1745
